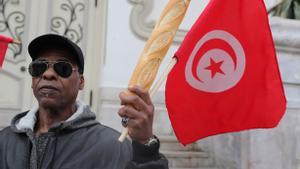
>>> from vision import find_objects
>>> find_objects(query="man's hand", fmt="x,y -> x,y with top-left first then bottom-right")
118,86 -> 154,144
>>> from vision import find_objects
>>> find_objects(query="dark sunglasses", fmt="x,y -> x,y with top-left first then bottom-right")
28,60 -> 77,78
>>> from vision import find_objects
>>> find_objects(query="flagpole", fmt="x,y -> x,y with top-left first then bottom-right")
118,0 -> 190,142
150,58 -> 177,98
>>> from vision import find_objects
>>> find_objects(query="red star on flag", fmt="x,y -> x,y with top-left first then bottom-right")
205,58 -> 224,78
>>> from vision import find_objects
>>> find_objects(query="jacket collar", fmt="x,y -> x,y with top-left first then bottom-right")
14,100 -> 89,132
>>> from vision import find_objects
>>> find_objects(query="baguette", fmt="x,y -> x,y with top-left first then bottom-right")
119,0 -> 190,142
128,0 -> 190,90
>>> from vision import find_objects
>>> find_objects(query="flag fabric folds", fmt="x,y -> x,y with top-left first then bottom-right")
165,0 -> 286,145
0,35 -> 13,67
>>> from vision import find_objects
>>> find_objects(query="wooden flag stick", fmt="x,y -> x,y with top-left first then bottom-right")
149,58 -> 177,98
118,0 -> 190,142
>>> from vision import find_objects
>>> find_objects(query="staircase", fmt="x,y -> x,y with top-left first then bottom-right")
160,135 -> 218,169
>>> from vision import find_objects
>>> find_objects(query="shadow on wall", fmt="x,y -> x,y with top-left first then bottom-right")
269,0 -> 300,19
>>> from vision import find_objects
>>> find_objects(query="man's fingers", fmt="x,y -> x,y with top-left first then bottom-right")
128,86 -> 152,105
119,91 -> 148,112
118,105 -> 150,130
118,105 -> 140,119
126,114 -> 153,143
118,86 -> 155,143
125,115 -> 150,131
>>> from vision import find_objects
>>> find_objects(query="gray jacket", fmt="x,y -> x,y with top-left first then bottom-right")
0,101 -> 168,169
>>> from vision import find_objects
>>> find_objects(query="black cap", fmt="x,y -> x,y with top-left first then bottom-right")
28,34 -> 84,74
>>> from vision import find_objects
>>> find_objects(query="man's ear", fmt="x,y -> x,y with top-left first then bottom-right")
79,74 -> 85,90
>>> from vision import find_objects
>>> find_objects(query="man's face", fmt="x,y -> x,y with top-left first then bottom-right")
31,49 -> 84,110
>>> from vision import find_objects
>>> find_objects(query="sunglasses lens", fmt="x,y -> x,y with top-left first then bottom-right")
54,62 -> 73,78
29,62 -> 47,77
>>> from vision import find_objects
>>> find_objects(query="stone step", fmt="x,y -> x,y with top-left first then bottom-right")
160,135 -> 202,152
162,150 -> 214,168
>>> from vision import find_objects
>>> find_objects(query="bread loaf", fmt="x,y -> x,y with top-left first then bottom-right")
119,0 -> 190,142
128,0 -> 190,91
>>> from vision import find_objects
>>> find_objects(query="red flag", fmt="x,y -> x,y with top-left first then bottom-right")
165,0 -> 286,145
0,35 -> 13,67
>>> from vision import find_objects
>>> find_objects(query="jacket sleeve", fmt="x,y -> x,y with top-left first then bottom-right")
125,140 -> 169,169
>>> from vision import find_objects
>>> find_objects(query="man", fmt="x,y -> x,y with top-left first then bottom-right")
0,34 -> 168,169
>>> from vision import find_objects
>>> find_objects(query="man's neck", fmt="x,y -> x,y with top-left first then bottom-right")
35,104 -> 76,135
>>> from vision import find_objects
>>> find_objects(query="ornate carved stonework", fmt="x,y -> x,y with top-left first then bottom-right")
50,0 -> 85,44
128,0 -> 188,43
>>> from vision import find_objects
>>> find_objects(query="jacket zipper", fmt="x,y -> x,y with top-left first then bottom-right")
26,138 -> 31,169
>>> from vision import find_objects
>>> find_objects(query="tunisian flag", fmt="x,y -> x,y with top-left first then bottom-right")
0,35 -> 13,68
165,0 -> 286,145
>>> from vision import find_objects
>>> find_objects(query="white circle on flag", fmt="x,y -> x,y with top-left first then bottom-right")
185,30 -> 246,93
